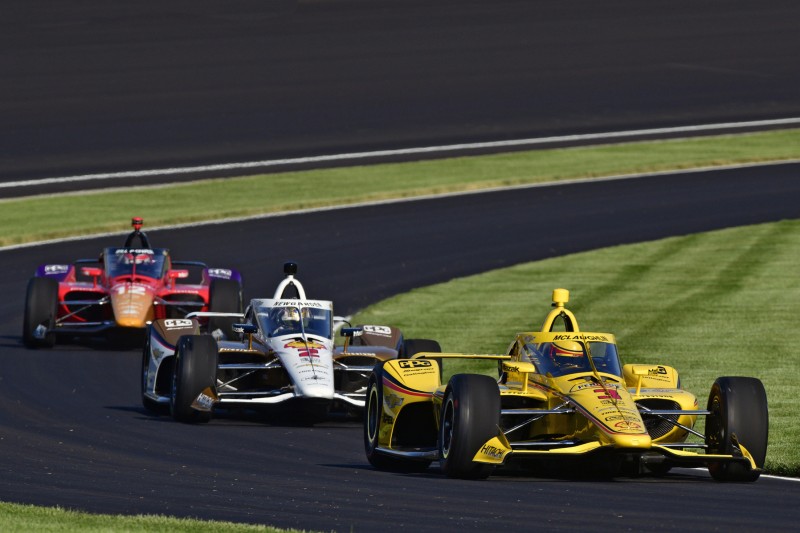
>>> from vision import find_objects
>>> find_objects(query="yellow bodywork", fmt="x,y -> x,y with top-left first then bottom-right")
370,288 -> 760,477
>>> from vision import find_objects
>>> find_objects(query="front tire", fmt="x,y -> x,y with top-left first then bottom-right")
170,335 -> 218,423
705,376 -> 768,482
364,363 -> 431,472
22,277 -> 59,348
439,374 -> 500,479
207,278 -> 242,340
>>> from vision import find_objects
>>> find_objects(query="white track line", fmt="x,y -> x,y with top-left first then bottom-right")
3,117 -> 800,190
3,158 -> 799,253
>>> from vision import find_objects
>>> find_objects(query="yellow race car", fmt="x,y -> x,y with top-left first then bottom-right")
364,289 -> 768,481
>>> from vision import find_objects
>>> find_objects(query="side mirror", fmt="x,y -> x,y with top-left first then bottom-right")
232,324 -> 259,335
167,269 -> 189,287
340,327 -> 364,338
81,266 -> 103,288
168,269 -> 190,279
339,327 -> 364,352
232,323 -> 258,349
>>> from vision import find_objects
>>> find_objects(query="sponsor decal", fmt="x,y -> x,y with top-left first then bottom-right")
594,388 -> 622,401
614,420 -> 643,431
604,414 -> 642,423
207,268 -> 233,279
599,399 -> 615,405
385,392 -> 404,409
570,381 -> 599,392
284,340 -> 326,359
44,264 -> 69,274
649,366 -> 668,376
398,360 -> 432,369
552,333 -> 609,342
191,388 -> 217,411
275,300 -> 323,308
116,248 -> 154,255
164,319 -> 194,329
597,406 -> 639,416
362,325 -> 392,336
479,444 -> 505,460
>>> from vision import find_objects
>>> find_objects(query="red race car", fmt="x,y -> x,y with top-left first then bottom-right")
22,218 -> 243,348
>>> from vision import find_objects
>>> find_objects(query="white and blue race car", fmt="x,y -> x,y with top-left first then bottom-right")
141,262 -> 439,423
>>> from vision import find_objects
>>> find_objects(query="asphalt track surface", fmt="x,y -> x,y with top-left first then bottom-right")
2,164 -> 800,532
3,1 -> 800,531
3,0 -> 800,189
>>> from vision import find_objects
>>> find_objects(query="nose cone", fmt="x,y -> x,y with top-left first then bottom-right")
111,283 -> 155,328
297,380 -> 335,400
610,432 -> 652,449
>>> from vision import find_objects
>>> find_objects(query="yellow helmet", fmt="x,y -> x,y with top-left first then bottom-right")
549,340 -> 585,368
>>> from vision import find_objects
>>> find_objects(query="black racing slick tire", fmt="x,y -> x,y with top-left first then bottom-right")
403,338 -> 441,357
404,338 -> 443,379
22,277 -> 59,349
705,377 -> 768,482
170,335 -> 218,423
364,363 -> 431,473
207,278 -> 242,340
439,374 -> 500,479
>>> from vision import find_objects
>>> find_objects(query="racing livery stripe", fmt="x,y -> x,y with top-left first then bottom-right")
382,373 -> 433,398
526,380 -> 645,437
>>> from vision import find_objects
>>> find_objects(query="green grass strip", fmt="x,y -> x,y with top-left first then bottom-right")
352,219 -> 800,477
0,501 -> 311,532
2,129 -> 799,247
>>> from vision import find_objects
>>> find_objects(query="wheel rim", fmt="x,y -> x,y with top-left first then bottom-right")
706,394 -> 724,451
366,384 -> 379,446
142,341 -> 150,394
170,353 -> 179,410
441,397 -> 454,459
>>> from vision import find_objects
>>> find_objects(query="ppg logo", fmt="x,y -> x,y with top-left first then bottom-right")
398,360 -> 432,368
164,319 -> 193,328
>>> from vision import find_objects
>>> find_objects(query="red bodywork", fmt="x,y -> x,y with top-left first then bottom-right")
42,247 -> 235,333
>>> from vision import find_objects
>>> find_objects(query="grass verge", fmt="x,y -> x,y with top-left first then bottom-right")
0,502 -> 309,533
2,129 -> 800,247
352,219 -> 800,477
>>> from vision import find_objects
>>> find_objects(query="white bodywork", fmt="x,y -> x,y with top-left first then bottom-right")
220,296 -> 339,405
142,264 -> 365,417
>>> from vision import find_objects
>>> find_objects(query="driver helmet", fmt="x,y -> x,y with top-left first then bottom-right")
549,339 -> 584,366
279,308 -> 301,328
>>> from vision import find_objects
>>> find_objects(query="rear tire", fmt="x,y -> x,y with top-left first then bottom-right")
170,335 -> 218,423
705,376 -> 768,482
364,363 -> 431,472
404,338 -> 443,379
22,277 -> 59,348
208,279 -> 242,340
439,374 -> 500,479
